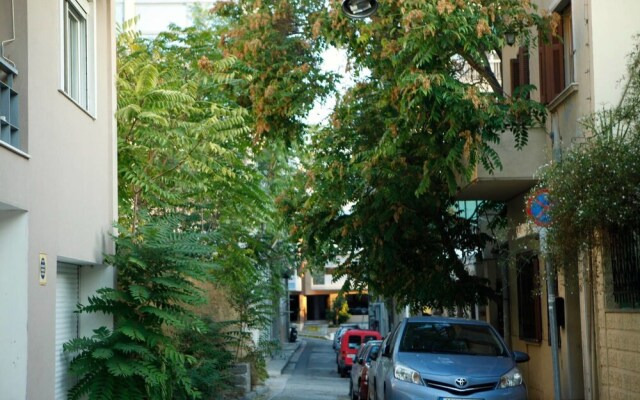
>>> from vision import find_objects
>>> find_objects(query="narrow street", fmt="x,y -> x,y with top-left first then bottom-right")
266,338 -> 350,400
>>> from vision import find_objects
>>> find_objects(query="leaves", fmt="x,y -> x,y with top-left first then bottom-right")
281,0 -> 555,310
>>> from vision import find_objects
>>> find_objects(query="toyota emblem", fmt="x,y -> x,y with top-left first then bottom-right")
455,377 -> 468,387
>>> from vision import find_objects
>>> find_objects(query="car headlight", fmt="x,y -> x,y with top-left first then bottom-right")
394,364 -> 423,385
499,367 -> 524,388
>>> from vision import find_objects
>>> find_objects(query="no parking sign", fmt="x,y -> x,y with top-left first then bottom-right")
527,189 -> 552,227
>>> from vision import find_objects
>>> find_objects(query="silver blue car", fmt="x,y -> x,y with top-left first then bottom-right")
369,316 -> 530,400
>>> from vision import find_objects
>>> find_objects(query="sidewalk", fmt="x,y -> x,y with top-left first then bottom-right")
242,340 -> 303,400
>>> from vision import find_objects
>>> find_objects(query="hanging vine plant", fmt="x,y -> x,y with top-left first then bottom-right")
533,37 -> 640,268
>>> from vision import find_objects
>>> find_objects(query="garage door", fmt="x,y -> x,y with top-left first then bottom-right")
55,263 -> 79,400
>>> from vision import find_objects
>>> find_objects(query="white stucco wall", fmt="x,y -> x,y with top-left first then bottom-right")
0,210 -> 28,400
0,0 -> 117,397
590,0 -> 640,110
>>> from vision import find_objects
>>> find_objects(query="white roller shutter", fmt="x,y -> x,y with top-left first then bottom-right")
55,263 -> 80,400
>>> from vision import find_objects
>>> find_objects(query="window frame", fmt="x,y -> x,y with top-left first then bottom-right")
516,254 -> 543,343
510,46 -> 530,97
607,226 -> 640,309
61,0 -> 96,114
539,1 -> 574,104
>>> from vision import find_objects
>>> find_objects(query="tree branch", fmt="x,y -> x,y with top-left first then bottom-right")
460,51 -> 504,97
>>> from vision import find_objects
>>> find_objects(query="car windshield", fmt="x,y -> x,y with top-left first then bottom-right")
399,322 -> 508,357
367,344 -> 381,361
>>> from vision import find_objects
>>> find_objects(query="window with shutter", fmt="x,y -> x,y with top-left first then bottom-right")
510,47 -> 530,97
539,4 -> 573,104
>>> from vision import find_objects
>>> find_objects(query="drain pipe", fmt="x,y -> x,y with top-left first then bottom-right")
540,227 -> 562,400
501,260 -> 511,347
1,0 -> 17,68
545,126 -> 563,400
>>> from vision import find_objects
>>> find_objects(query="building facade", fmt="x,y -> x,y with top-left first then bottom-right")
458,1 -> 640,399
0,0 -> 117,398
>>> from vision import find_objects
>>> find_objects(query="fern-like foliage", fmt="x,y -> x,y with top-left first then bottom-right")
64,216 -> 218,400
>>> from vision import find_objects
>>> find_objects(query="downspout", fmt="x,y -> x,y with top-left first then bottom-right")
501,259 -> 511,347
1,0 -> 17,68
580,0 -> 596,397
579,248 -> 596,400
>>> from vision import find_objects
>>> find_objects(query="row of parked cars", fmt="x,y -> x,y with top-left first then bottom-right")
337,316 -> 531,400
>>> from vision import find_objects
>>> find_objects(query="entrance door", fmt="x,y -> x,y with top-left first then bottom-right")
307,295 -> 329,320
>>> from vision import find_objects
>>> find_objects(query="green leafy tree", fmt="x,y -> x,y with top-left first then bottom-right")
211,0 -> 337,145
283,0 -> 555,311
327,293 -> 351,325
64,216 -> 217,399
65,20 -> 298,399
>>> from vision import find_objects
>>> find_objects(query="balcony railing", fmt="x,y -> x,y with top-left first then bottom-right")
0,57 -> 19,148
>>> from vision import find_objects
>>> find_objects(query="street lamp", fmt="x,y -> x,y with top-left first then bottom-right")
505,31 -> 516,46
342,0 -> 378,19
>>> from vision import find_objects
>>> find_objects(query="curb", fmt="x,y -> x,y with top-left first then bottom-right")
242,340 -> 304,400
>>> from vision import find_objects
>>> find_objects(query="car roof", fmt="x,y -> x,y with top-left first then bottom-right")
342,329 -> 380,336
404,315 -> 491,326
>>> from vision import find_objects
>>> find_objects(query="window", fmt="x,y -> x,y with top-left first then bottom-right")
608,226 -> 640,308
0,58 -> 19,148
62,0 -> 94,112
311,271 -> 325,285
510,47 -> 530,97
539,1 -> 574,103
516,254 -> 542,342
399,322 -> 507,356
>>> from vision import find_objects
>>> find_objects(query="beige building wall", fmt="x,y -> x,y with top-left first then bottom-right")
594,285 -> 640,398
0,0 -> 117,398
501,1 -> 640,399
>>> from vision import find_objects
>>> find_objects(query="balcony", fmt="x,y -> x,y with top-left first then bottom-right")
0,57 -> 19,149
456,127 -> 549,201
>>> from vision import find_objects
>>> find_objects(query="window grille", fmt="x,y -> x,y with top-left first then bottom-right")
517,254 -> 542,342
609,226 -> 640,308
0,58 -> 19,148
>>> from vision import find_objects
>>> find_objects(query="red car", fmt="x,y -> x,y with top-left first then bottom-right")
349,340 -> 382,400
337,329 -> 382,377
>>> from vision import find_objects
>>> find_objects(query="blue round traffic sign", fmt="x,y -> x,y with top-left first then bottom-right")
527,189 -> 552,227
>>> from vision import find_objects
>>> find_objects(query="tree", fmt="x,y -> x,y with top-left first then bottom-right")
64,216 -> 218,400
284,0 -> 554,311
211,0 -> 337,146
64,19 -> 302,398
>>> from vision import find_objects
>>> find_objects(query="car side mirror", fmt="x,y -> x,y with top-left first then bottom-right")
513,351 -> 530,363
369,352 -> 378,361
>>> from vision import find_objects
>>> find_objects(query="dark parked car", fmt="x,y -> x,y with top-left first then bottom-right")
338,329 -> 382,377
349,339 -> 382,400
369,316 -> 530,400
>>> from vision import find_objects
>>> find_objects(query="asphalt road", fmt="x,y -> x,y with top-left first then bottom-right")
267,337 -> 350,400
